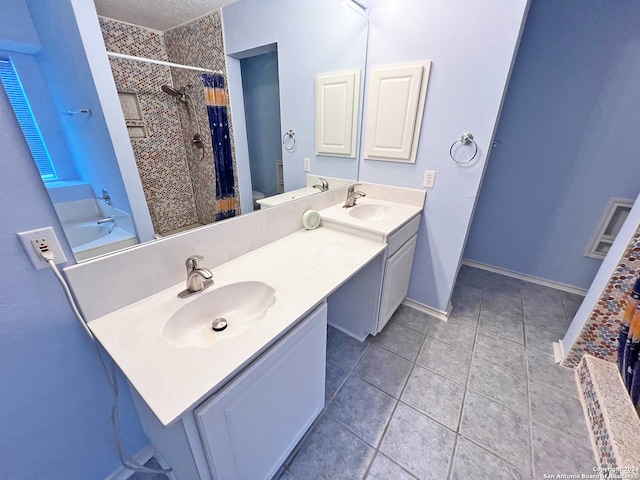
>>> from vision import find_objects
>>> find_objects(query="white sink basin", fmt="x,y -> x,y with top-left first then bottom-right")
163,281 -> 276,348
348,204 -> 396,221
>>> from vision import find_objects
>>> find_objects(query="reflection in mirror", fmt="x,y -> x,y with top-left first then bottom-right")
0,0 -> 143,263
223,0 -> 368,212
2,0 -> 367,263
95,0 -> 367,235
98,11 -> 238,237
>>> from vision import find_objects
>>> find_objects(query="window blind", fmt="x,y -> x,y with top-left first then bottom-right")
0,58 -> 57,181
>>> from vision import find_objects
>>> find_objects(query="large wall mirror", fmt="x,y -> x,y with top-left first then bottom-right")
2,0 -> 367,262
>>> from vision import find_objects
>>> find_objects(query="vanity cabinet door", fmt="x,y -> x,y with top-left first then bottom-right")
378,235 -> 418,332
194,302 -> 327,480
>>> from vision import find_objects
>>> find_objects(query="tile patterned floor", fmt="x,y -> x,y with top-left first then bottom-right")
133,266 -> 595,480
275,266 -> 595,480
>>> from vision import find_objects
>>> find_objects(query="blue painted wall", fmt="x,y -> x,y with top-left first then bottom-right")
26,0 -> 132,214
223,0 -> 368,208
0,0 -> 39,53
241,50 -> 282,198
464,0 -> 640,290
359,0 -> 529,312
0,0 -> 531,476
0,1 -> 148,478
0,78 -> 148,479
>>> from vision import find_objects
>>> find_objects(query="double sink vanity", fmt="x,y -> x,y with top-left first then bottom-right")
68,182 -> 425,480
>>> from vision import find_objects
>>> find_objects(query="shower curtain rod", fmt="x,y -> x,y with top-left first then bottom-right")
106,51 -> 222,75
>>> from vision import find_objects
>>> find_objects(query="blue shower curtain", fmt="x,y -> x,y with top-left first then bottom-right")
201,73 -> 237,221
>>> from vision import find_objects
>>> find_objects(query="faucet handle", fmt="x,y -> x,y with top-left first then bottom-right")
185,255 -> 204,271
348,183 -> 361,194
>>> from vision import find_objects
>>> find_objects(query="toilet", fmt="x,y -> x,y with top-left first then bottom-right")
252,190 -> 265,209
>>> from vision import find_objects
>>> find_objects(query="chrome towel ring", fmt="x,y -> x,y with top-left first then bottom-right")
282,129 -> 296,151
450,132 -> 478,165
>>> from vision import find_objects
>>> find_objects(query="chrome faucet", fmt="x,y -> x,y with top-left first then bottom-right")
343,183 -> 366,208
97,216 -> 115,225
97,216 -> 116,233
178,255 -> 214,298
312,177 -> 329,192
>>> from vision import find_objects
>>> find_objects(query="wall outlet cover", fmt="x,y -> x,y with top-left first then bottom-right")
17,226 -> 67,269
423,170 -> 436,188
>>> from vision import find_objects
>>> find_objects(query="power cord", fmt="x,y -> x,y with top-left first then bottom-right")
40,249 -> 172,476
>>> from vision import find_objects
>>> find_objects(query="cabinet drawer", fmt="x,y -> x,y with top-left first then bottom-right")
194,303 -> 327,480
387,214 -> 420,255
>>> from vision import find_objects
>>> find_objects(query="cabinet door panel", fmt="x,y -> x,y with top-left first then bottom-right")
364,62 -> 431,163
379,235 -> 418,332
195,303 -> 327,480
316,69 -> 360,157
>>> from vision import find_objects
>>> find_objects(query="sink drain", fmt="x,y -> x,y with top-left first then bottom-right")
211,318 -> 228,332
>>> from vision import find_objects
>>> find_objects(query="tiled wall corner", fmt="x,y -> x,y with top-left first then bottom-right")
577,355 -> 640,470
563,227 -> 640,368
577,357 -> 617,469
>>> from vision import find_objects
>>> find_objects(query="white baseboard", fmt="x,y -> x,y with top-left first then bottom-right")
553,340 -> 565,364
403,297 -> 450,322
461,259 -> 588,296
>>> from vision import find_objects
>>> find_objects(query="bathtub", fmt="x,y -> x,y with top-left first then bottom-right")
64,220 -> 138,261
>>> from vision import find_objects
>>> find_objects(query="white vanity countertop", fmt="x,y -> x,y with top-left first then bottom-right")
256,187 -> 318,208
319,197 -> 423,236
88,227 -> 385,426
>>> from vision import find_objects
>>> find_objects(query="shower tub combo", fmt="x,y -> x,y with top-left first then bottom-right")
54,197 -> 138,261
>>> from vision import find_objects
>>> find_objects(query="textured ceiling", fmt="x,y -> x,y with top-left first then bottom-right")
93,0 -> 240,31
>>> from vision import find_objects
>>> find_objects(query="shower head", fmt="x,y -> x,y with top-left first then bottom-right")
161,84 -> 184,97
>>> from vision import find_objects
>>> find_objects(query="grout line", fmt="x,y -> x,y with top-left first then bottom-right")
525,339 -> 536,478
284,269 -> 591,480
446,318 -> 481,479
362,315 -> 436,480
445,434 -> 461,480
282,328 -> 373,473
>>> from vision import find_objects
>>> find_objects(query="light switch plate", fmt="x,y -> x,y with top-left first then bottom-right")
303,158 -> 311,172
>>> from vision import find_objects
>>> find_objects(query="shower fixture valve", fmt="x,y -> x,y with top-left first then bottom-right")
100,188 -> 113,206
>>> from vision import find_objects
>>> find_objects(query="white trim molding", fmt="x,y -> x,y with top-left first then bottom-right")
403,297 -> 451,322
461,259 -> 588,296
552,341 -> 565,364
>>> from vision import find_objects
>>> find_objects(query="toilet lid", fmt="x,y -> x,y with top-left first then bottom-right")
252,190 -> 265,200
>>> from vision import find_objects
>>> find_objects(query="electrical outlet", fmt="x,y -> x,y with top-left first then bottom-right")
31,237 -> 50,256
303,157 -> 311,172
17,227 -> 67,269
423,170 -> 436,188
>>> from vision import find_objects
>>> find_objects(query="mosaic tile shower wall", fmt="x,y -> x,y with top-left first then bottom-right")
99,12 -> 239,233
165,12 -> 241,222
563,226 -> 640,368
577,357 -> 617,469
100,17 -> 198,234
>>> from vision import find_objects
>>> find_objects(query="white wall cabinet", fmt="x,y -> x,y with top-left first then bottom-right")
132,302 -> 327,480
363,62 -> 431,163
315,69 -> 361,158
